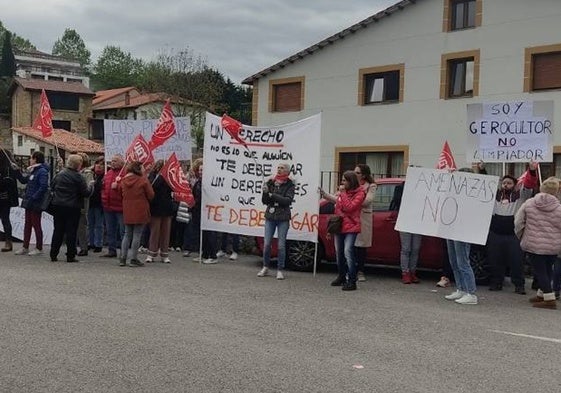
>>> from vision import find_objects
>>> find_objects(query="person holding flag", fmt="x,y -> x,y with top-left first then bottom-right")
101,155 -> 125,258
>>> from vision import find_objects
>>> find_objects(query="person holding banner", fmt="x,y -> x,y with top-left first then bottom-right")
514,177 -> 561,309
354,164 -> 377,282
12,151 -> 49,256
486,162 -> 538,294
321,171 -> 366,290
119,161 -> 154,267
145,160 -> 175,264
101,155 -> 125,258
257,163 -> 296,280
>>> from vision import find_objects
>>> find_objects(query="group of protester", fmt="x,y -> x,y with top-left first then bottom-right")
1,149 -> 560,309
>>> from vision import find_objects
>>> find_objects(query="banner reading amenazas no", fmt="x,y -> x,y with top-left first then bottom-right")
395,167 -> 499,245
466,100 -> 554,163
104,117 -> 192,161
201,112 -> 321,242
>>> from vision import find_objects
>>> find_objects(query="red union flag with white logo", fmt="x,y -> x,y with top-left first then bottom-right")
160,153 -> 194,206
436,140 -> 457,170
126,134 -> 154,168
148,99 -> 176,150
32,89 -> 54,138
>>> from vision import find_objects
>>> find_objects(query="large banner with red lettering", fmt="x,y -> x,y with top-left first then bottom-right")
201,112 -> 321,242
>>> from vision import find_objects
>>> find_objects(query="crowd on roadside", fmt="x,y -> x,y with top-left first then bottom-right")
0,149 -> 560,310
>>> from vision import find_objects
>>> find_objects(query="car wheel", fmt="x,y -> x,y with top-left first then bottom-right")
286,240 -> 323,272
470,244 -> 489,285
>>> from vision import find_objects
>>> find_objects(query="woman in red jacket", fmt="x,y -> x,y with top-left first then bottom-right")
321,170 -> 366,291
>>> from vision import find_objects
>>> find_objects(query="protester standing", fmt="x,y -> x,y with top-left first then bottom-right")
353,164 -> 376,282
76,152 -> 93,256
13,151 -> 49,256
515,177 -> 561,309
120,161 -> 154,267
88,156 -> 105,253
0,150 -> 19,252
101,155 -> 125,258
258,163 -> 295,279
49,154 -> 92,262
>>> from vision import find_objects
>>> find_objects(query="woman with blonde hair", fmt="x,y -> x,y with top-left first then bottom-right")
515,176 -> 561,309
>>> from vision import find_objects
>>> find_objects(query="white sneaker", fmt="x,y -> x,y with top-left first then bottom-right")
28,249 -> 43,256
216,250 -> 226,258
203,258 -> 218,264
175,247 -> 181,252
182,251 -> 191,257
357,271 -> 366,282
276,270 -> 285,280
455,293 -> 478,305
14,248 -> 29,255
145,256 -> 153,263
445,290 -> 465,300
257,267 -> 269,277
192,257 -> 202,263
436,276 -> 451,288
138,246 -> 148,254
162,257 -> 171,264
229,252 -> 238,261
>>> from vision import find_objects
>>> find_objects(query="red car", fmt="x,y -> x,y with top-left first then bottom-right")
256,178 -> 489,281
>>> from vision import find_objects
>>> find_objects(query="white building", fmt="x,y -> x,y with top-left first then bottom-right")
242,0 -> 561,180
15,49 -> 89,88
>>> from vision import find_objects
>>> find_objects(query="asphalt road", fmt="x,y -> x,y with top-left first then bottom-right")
0,249 -> 560,393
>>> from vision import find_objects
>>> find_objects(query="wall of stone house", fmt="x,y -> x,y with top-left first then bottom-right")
0,115 -> 11,151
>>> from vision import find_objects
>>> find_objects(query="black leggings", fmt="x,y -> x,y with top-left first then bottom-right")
0,205 -> 12,239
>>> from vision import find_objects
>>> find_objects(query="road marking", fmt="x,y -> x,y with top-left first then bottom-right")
490,330 -> 561,344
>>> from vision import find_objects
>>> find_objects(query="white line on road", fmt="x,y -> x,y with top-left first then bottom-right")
489,330 -> 561,344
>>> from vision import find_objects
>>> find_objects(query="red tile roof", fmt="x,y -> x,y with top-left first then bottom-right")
93,86 -> 138,106
12,127 -> 104,154
93,92 -> 199,110
12,77 -> 94,95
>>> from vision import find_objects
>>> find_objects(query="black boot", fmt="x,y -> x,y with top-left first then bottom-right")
342,282 -> 357,291
331,275 -> 345,286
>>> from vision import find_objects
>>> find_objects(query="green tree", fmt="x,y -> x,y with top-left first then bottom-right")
0,21 -> 35,51
92,45 -> 144,89
0,30 -> 16,77
52,28 -> 91,69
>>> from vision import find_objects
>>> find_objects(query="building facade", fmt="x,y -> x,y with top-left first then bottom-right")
243,0 -> 561,180
15,49 -> 90,87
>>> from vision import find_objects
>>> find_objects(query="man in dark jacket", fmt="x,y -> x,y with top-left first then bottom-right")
49,154 -> 92,262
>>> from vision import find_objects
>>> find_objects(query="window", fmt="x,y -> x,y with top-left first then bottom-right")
269,77 -> 304,112
441,50 -> 480,99
17,135 -> 23,147
52,120 -> 71,131
443,0 -> 481,32
90,119 -> 104,140
338,149 -> 406,179
358,65 -> 404,105
46,91 -> 80,111
524,44 -> 561,92
39,146 -> 45,153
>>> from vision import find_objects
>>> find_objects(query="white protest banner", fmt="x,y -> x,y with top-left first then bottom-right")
467,100 -> 554,162
201,112 -> 321,242
0,200 -> 54,245
104,117 -> 192,161
395,167 -> 499,245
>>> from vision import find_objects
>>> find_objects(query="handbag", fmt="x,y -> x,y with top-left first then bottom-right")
39,188 -> 53,212
327,215 -> 343,234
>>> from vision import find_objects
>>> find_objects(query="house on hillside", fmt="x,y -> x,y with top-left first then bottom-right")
9,77 -> 95,138
242,0 -> 561,180
14,49 -> 89,87
90,87 -> 204,142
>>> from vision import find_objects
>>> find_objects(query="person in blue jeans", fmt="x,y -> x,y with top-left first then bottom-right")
321,170 -> 366,291
444,240 -> 478,305
257,163 -> 295,280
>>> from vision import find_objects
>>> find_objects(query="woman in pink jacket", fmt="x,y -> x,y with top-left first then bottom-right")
515,177 -> 561,309
321,171 -> 366,291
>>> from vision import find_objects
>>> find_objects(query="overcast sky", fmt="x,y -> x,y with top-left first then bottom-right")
1,0 -> 398,85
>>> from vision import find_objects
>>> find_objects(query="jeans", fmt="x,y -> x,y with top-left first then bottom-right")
0,205 -> 12,240
446,239 -> 476,294
263,219 -> 289,270
87,206 -> 104,248
527,253 -> 555,294
334,233 -> 358,284
121,224 -> 144,262
554,258 -> 561,293
104,210 -> 124,253
220,232 -> 240,253
399,232 -> 422,272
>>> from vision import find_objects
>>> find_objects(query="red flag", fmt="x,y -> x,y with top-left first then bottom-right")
160,153 -> 194,206
32,89 -> 53,138
148,100 -> 176,150
221,114 -> 247,147
436,141 -> 457,170
126,134 -> 154,168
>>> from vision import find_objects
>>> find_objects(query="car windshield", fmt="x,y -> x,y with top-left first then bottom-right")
373,183 -> 398,211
